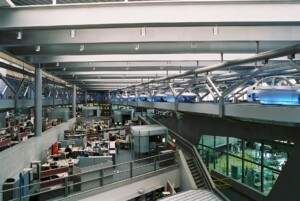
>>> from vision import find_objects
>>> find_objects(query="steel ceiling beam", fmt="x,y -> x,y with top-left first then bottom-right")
1,27 -> 300,46
41,61 -> 201,68
1,3 -> 300,30
29,53 -> 296,64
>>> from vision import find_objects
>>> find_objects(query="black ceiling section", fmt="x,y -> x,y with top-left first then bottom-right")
12,0 -> 52,6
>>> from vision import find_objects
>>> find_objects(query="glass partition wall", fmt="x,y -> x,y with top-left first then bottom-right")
198,135 -> 293,195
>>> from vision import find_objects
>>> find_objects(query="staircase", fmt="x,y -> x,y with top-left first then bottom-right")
186,158 -> 206,189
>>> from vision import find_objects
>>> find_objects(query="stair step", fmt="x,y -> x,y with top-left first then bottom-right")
187,160 -> 194,164
196,182 -> 205,188
189,167 -> 197,171
194,175 -> 201,180
195,178 -> 204,183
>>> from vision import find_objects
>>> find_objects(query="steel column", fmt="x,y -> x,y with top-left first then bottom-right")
223,68 -> 265,98
72,84 -> 76,118
206,77 -> 222,97
84,90 -> 87,105
35,66 -> 42,137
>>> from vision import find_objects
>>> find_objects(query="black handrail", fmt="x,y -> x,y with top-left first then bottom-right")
145,115 -> 229,201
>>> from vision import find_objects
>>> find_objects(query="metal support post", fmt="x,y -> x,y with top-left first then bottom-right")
206,77 -> 222,97
64,177 -> 69,197
35,65 -> 42,137
222,67 -> 265,98
175,99 -> 178,111
100,169 -> 103,186
199,91 -> 210,102
130,162 -> 133,178
213,136 -> 216,169
226,137 -> 229,176
218,96 -> 224,117
241,139 -> 245,183
72,84 -> 76,118
84,90 -> 87,105
261,140 -> 264,193
154,156 -> 157,171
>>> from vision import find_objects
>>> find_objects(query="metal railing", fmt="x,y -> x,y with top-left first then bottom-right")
1,152 -> 176,201
146,115 -> 229,201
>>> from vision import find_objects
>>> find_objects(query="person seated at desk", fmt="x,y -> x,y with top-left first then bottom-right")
25,120 -> 33,128
65,145 -> 73,159
96,124 -> 102,131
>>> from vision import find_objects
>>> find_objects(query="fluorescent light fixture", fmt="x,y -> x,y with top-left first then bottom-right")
80,45 -> 85,52
70,29 -> 76,38
93,67 -> 95,71
88,62 -> 92,66
162,138 -> 165,143
134,44 -> 139,51
213,25 -> 219,35
35,45 -> 40,52
140,27 -> 146,36
16,30 -> 22,40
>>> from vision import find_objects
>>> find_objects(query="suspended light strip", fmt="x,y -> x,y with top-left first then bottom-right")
35,45 -> 40,52
140,26 -> 146,36
213,25 -> 219,35
134,44 -> 139,51
16,30 -> 22,40
70,29 -> 76,38
80,45 -> 85,52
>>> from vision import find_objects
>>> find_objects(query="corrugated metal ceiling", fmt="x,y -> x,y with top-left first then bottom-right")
11,0 -> 123,6
12,0 -> 52,6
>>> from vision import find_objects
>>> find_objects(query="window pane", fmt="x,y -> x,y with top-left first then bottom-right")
201,135 -> 214,148
228,137 -> 242,157
215,150 -> 227,175
263,168 -> 279,195
244,161 -> 261,191
244,140 -> 261,164
215,136 -> 227,153
228,156 -> 242,182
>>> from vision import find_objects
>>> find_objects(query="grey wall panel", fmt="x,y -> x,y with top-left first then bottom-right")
0,99 -> 14,109
16,99 -> 34,108
153,102 -> 175,111
42,99 -> 53,106
137,102 -> 152,108
178,103 -> 219,115
225,104 -> 300,124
